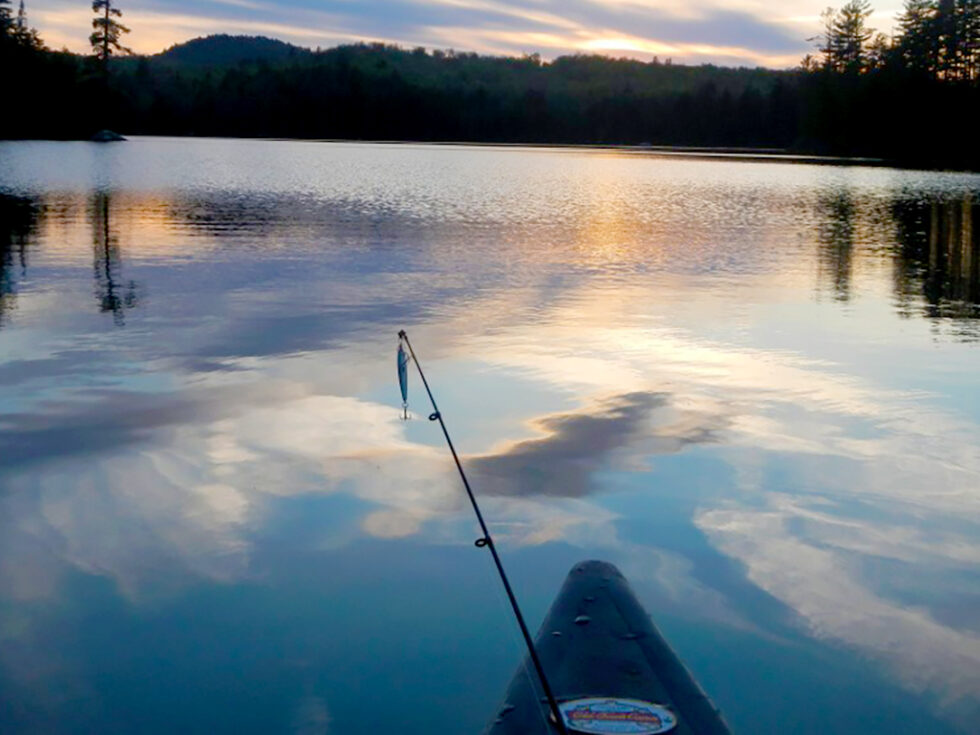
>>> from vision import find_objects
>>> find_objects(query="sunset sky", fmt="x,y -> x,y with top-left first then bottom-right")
28,0 -> 908,68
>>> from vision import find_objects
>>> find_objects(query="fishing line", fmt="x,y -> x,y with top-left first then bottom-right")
481,551 -> 555,735
397,330 -> 569,735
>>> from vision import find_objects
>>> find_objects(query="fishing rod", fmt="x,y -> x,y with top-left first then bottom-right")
397,330 -> 569,735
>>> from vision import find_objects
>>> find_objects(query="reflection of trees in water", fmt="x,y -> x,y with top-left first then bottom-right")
816,190 -> 855,302
816,189 -> 978,336
0,194 -> 40,329
893,195 -> 979,326
92,192 -> 140,326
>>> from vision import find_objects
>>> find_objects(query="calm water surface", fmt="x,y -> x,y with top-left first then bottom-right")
1,138 -> 978,734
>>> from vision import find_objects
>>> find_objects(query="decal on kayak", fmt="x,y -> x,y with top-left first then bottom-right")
559,698 -> 678,735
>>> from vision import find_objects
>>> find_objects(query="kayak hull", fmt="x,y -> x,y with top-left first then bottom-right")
484,560 -> 731,735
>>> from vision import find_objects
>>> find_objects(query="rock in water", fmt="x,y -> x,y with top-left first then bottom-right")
91,130 -> 127,142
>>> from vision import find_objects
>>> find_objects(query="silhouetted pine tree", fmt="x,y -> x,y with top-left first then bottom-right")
935,0 -> 961,77
817,1 -> 877,73
90,0 -> 130,64
954,0 -> 980,79
866,32 -> 892,70
818,8 -> 844,71
12,0 -> 41,48
0,0 -> 13,38
895,0 -> 939,75
835,0 -> 876,72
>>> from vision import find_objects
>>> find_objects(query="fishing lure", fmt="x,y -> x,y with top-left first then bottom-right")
397,336 -> 410,420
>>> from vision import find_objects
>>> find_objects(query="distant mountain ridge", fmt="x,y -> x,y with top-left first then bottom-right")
156,34 -> 312,66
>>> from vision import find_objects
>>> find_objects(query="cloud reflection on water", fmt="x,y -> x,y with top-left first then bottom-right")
4,305 -> 977,724
697,502 -> 980,720
467,294 -> 980,723
470,391 -> 723,498
1,144 -> 979,731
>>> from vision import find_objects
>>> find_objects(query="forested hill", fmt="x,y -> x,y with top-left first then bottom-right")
154,35 -> 312,66
142,35 -> 792,95
144,34 -> 780,97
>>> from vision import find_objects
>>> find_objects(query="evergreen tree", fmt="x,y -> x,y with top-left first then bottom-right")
11,0 -> 39,48
90,0 -> 130,63
892,0 -> 980,79
0,0 -> 13,37
929,0 -> 980,78
834,0 -> 876,72
818,7 -> 844,71
800,53 -> 820,72
955,0 -> 980,79
816,2 -> 877,72
895,0 -> 939,74
866,32 -> 892,70
935,0 -> 960,76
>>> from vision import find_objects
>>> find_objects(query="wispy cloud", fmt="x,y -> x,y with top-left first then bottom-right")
697,500 -> 980,721
26,0 -> 909,67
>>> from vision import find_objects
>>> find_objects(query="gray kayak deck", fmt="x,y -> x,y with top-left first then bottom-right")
484,560 -> 732,735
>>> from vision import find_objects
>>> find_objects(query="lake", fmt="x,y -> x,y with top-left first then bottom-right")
1,138 -> 978,734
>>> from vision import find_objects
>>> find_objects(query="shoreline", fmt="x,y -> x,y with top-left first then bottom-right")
8,134 -> 972,171
263,138 -> 890,167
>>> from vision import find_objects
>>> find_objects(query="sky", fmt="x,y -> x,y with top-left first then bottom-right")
27,0 -> 909,70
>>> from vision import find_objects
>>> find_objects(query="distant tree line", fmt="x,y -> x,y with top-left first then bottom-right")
109,47 -> 796,149
0,1 -> 978,168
